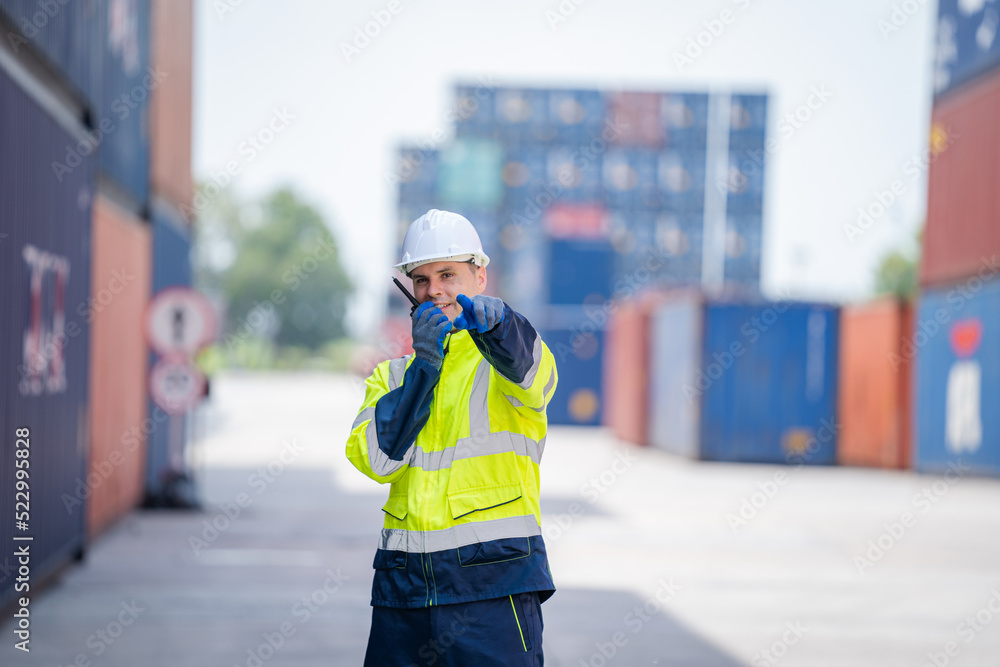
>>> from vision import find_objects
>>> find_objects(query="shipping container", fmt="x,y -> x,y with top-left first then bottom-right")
453,82 -> 499,140
923,70 -> 1000,287
659,149 -> 707,214
436,138 -> 503,210
934,0 -> 1000,98
723,149 -> 765,213
653,212 -> 704,286
495,87 -> 550,145
0,63 -> 95,610
397,146 -> 439,204
548,89 -> 606,145
728,94 -> 768,151
914,278 -> 1000,476
88,192 -> 152,537
661,92 -> 709,149
546,145 -> 601,202
149,0 -> 193,210
145,202 -> 191,497
837,299 -> 913,469
543,202 -> 608,240
603,290 -> 673,445
547,238 -> 616,306
607,91 -> 663,147
602,148 -> 658,210
723,212 -> 762,288
542,311 -> 604,426
648,293 -> 840,463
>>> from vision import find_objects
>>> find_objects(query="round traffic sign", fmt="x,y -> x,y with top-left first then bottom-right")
150,357 -> 206,415
145,287 -> 216,356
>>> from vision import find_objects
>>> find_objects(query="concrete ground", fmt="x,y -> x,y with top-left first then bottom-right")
3,370 -> 1000,666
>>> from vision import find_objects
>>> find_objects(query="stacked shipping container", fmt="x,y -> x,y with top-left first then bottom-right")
914,3 -> 1000,476
0,0 -> 196,608
397,85 -> 769,424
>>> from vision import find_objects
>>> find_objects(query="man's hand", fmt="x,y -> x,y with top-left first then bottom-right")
411,301 -> 452,369
452,294 -> 505,334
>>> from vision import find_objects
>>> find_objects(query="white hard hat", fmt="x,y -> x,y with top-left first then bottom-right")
395,209 -> 491,275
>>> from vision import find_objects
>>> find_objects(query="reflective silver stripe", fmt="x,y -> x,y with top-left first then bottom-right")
468,358 -> 492,435
542,367 -> 556,399
503,367 -> 554,411
351,407 -> 376,430
503,393 -> 544,412
516,336 -> 543,390
409,431 -> 541,472
379,514 -> 541,553
537,436 -> 546,461
366,418 -> 408,477
387,357 -> 409,390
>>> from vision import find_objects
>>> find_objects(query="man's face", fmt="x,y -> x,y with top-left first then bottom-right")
409,260 -> 487,322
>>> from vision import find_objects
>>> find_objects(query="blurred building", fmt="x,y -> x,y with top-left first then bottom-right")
0,0 -> 195,612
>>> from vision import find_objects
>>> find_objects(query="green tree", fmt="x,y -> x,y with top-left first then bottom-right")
874,227 -> 921,300
195,186 -> 352,350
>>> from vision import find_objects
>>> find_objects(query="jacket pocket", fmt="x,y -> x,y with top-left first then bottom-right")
447,481 -> 522,520
381,493 -> 408,521
372,549 -> 407,570
458,535 -> 530,566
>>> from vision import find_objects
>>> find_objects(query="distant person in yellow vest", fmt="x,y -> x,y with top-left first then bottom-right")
347,209 -> 558,665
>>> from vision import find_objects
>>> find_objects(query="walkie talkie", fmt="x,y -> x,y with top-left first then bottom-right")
392,277 -> 420,315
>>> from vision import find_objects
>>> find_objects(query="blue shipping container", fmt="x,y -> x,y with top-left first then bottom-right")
397,146 -> 439,203
0,63 -> 96,609
548,88 -> 606,145
661,92 -> 709,150
728,94 -> 768,152
914,278 -> 1000,476
454,82 -> 499,140
724,149 -> 765,213
648,295 -> 839,463
935,0 -> 1000,98
659,149 -> 707,214
542,320 -> 604,426
547,239 -> 615,306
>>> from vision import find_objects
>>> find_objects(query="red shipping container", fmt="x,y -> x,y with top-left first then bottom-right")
607,92 -> 663,147
923,68 -> 1000,287
544,203 -> 609,240
88,194 -> 152,538
150,0 -> 195,213
603,290 -> 672,445
837,299 -> 913,469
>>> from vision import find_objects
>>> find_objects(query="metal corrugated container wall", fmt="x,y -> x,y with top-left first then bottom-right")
542,318 -> 604,426
648,292 -> 703,457
837,299 -> 913,469
934,0 -> 1000,99
149,0 -> 193,210
923,68 -> 1000,287
0,65 -> 95,609
547,239 -> 615,306
700,303 -> 840,464
145,205 -> 191,492
0,0 -> 102,101
914,277 -> 1000,476
602,291 -> 672,445
1,0 -> 152,205
87,193 -> 152,538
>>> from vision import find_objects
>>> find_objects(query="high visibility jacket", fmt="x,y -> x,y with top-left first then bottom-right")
346,305 -> 558,609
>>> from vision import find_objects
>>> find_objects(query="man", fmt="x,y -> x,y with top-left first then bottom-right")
346,209 -> 558,666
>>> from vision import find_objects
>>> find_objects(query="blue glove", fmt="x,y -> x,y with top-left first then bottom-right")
411,301 -> 452,370
453,294 -> 506,334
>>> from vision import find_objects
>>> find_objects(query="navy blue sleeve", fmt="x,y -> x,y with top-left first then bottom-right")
469,304 -> 539,384
373,356 -> 439,461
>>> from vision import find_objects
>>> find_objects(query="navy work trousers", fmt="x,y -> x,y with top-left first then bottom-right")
363,592 -> 544,666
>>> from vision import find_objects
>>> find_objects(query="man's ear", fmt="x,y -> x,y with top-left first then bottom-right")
476,266 -> 487,294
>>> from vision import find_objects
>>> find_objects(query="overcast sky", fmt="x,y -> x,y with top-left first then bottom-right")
193,0 -> 935,336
